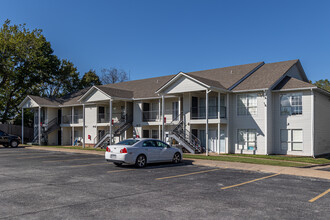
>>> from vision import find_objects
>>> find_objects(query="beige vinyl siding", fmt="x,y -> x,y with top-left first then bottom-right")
272,90 -> 313,156
231,92 -> 266,154
313,91 -> 330,156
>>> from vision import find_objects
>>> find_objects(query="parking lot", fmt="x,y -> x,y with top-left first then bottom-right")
0,147 -> 329,219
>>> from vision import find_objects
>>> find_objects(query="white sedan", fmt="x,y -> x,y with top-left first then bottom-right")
105,138 -> 182,168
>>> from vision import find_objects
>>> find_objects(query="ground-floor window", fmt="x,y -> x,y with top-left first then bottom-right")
237,129 -> 257,150
143,130 -> 150,138
151,130 -> 158,139
280,129 -> 303,151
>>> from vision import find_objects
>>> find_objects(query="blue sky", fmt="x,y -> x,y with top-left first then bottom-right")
1,0 -> 329,82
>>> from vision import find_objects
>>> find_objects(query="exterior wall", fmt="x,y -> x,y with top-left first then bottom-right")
314,91 -> 330,156
84,105 -> 97,144
47,108 -> 58,123
48,130 -> 58,145
62,127 -> 71,145
272,90 -> 313,156
286,64 -> 303,80
230,92 -> 267,155
163,75 -> 205,94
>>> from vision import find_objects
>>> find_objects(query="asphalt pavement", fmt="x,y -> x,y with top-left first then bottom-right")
0,146 -> 329,219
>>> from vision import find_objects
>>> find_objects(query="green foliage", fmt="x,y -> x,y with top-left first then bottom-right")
80,69 -> 101,88
0,19 -> 57,123
313,79 -> 330,92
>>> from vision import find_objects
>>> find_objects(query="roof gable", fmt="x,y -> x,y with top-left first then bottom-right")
273,76 -> 316,91
232,60 -> 299,91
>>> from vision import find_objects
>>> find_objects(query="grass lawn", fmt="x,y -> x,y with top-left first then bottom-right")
183,154 -> 309,167
221,154 -> 330,165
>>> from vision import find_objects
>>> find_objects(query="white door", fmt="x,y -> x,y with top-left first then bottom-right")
208,130 -> 217,153
220,130 -> 226,153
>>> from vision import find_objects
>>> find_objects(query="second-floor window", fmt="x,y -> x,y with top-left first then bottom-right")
280,93 -> 302,115
237,94 -> 257,116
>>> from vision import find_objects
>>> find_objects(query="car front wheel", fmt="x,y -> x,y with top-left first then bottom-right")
10,140 -> 18,148
135,155 -> 147,168
172,152 -> 181,164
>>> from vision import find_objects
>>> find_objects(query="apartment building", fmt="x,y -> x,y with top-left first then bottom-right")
19,60 -> 330,156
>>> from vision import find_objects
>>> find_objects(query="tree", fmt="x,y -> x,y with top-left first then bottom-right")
0,19 -> 57,123
101,67 -> 129,84
80,69 -> 101,88
313,79 -> 330,92
38,59 -> 81,98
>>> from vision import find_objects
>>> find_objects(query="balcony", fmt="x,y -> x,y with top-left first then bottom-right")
61,114 -> 83,124
97,113 -> 125,124
191,106 -> 226,120
142,110 -> 160,122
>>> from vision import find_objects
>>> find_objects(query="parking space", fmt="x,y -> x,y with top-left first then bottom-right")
0,147 -> 329,219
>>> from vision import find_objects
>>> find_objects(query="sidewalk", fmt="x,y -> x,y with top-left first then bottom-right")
26,146 -> 330,180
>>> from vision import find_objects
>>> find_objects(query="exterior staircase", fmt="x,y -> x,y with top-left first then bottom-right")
168,120 -> 203,154
31,117 -> 60,145
94,115 -> 133,148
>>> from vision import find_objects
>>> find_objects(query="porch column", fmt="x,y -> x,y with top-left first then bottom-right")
71,107 -> 74,146
72,127 -> 74,146
226,93 -> 230,153
124,101 -> 127,140
83,104 -> 85,148
109,99 -> 113,144
178,96 -> 181,121
218,92 -> 221,154
206,90 -> 209,156
161,95 -> 165,141
158,99 -> 161,139
21,108 -> 24,144
38,107 -> 41,146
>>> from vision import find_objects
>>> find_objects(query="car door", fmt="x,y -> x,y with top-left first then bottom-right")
142,140 -> 160,162
155,141 -> 173,162
0,130 -> 6,145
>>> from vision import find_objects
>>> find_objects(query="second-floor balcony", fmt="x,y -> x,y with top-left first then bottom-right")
62,114 -> 83,124
191,106 -> 226,120
97,113 -> 126,124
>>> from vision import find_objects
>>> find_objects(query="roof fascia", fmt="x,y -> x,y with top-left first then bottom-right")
232,88 -> 268,93
228,62 -> 265,91
272,87 -> 317,93
19,96 -> 40,108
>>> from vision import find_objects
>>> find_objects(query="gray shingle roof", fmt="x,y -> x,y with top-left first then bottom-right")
232,60 -> 299,91
273,76 -> 315,91
102,75 -> 175,98
186,62 -> 264,89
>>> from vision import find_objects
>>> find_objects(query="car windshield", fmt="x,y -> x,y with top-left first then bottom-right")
115,139 -> 140,146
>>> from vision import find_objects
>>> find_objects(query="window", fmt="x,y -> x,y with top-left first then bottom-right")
281,129 -> 303,151
172,102 -> 179,120
143,140 -> 157,147
155,141 -> 169,148
237,129 -> 257,150
142,130 -> 150,138
116,139 -> 140,146
280,93 -> 302,115
237,94 -> 257,116
151,130 -> 158,139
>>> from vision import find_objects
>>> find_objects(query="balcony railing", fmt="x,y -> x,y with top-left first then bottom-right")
62,114 -> 83,124
142,110 -> 180,122
97,113 -> 125,124
191,106 -> 226,119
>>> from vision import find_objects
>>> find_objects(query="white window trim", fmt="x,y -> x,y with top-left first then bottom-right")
280,129 -> 303,151
237,129 -> 257,150
237,93 -> 258,116
280,93 -> 303,116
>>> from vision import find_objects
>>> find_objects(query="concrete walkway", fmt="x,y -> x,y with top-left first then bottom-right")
25,146 -> 330,180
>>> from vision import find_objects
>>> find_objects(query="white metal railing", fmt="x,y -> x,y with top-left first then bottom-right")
62,114 -> 83,124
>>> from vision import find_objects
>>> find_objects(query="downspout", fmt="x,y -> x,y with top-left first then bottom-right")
311,88 -> 315,158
